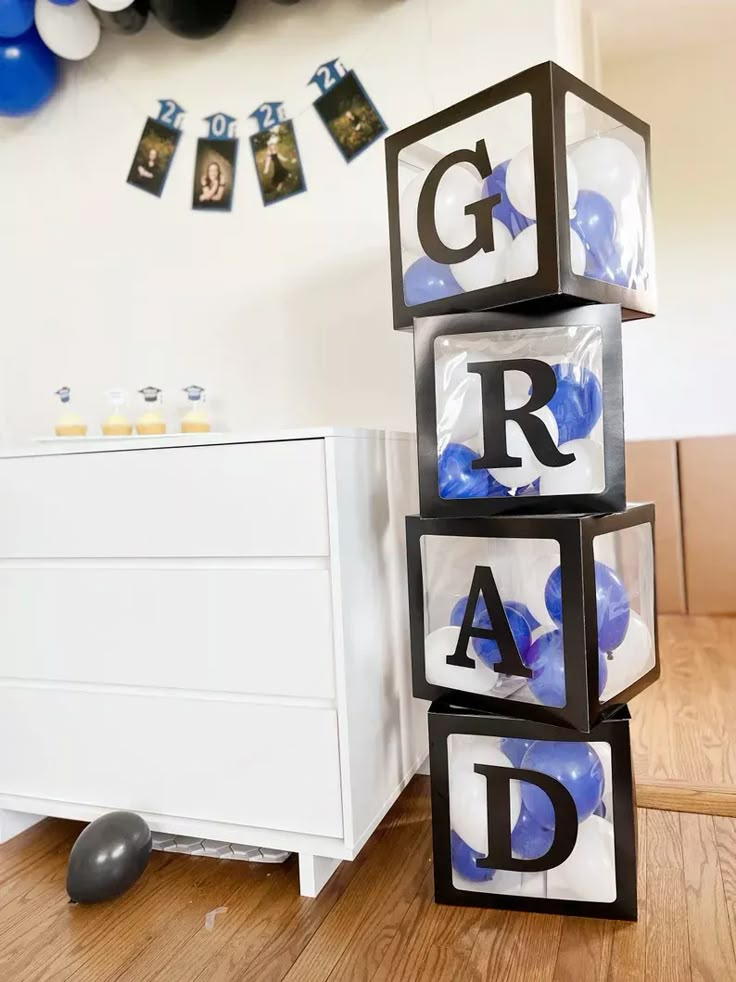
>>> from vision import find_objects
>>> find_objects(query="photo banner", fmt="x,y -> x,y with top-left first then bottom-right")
192,112 -> 239,212
309,58 -> 387,163
249,101 -> 307,207
126,98 -> 185,198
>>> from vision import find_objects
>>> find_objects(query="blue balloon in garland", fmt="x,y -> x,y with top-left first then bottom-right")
438,443 -> 491,499
0,0 -> 34,37
403,257 -> 462,307
482,159 -> 532,238
450,830 -> 494,882
521,740 -> 604,830
571,189 -> 618,276
511,804 -> 555,860
0,26 -> 58,117
546,363 -> 603,444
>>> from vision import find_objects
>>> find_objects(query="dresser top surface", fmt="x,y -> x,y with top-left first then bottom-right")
0,427 -> 415,460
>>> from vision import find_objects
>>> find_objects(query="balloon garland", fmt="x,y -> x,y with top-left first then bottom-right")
0,0 -> 302,117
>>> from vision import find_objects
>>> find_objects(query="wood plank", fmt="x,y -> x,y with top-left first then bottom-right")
680,813 -> 736,981
637,782 -> 736,818
371,870 -> 482,982
645,870 -> 690,982
467,909 -> 562,982
713,817 -> 736,952
553,918 -> 613,982
608,808 -> 647,982
645,810 -> 684,869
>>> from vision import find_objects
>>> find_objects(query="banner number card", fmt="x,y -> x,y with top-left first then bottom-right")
309,58 -> 387,163
192,112 -> 239,212
248,101 -> 307,207
126,98 -> 185,198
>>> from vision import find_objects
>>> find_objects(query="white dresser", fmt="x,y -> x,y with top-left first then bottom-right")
0,428 -> 426,896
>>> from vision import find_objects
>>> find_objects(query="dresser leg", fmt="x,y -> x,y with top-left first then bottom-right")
298,853 -> 341,897
0,809 -> 45,844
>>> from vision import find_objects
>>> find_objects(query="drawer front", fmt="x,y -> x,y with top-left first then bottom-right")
0,687 -> 344,839
0,565 -> 335,699
0,441 -> 329,558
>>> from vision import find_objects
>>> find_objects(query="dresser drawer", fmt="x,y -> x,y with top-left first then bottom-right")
0,687 -> 344,839
0,565 -> 336,699
0,440 -> 329,558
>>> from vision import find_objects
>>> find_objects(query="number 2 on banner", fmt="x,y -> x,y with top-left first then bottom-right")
156,99 -> 185,130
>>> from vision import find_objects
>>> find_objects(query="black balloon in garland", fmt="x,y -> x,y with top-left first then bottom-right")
150,0 -> 238,39
94,0 -> 150,35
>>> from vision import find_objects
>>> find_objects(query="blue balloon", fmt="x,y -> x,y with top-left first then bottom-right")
595,561 -> 630,652
511,804 -> 555,860
438,443 -> 491,499
449,596 -> 532,670
504,600 -> 541,632
521,741 -> 604,829
571,190 -> 617,276
598,648 -> 609,696
500,736 -> 535,768
594,800 -> 607,818
546,363 -> 603,444
515,478 -> 541,497
0,27 -> 58,117
544,566 -> 564,625
403,257 -> 461,306
482,159 -> 532,238
450,830 -> 494,882
526,629 -> 566,707
0,0 -> 33,38
587,244 -> 635,288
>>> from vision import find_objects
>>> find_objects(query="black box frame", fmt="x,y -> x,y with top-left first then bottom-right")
386,61 -> 655,331
429,701 -> 638,920
407,505 -> 660,732
415,304 -> 625,518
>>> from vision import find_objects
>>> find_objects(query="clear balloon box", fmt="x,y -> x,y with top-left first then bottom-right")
385,61 -> 656,330
428,702 -> 637,920
407,505 -> 659,732
414,305 -> 625,518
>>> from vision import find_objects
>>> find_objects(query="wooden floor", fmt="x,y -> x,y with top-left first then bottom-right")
632,616 -> 736,815
1,780 -> 735,982
2,613 -> 736,981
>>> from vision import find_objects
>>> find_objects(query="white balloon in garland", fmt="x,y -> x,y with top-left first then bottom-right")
35,0 -> 100,60
87,0 -> 134,10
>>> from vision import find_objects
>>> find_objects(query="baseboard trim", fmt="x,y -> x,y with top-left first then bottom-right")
637,780 -> 736,817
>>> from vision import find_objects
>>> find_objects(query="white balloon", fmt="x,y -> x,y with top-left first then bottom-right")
506,145 -> 579,220
88,0 -> 131,9
451,219 -> 512,292
547,816 -> 616,903
35,0 -> 100,60
449,739 -> 521,854
505,224 -> 538,281
570,227 -> 586,275
424,626 -> 500,694
600,611 -> 654,701
487,404 -> 559,489
539,438 -> 604,496
571,136 -> 642,212
400,167 -> 484,255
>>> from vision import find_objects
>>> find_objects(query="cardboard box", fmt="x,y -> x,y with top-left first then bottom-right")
679,436 -> 736,614
625,440 -> 687,614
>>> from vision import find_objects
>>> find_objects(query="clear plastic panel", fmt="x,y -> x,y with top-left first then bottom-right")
448,733 -> 616,902
434,325 -> 605,499
566,93 -> 655,300
594,524 -> 656,701
422,534 -> 566,707
398,94 -> 537,306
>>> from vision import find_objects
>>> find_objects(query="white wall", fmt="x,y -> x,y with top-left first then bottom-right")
0,0 -> 585,443
603,41 -> 736,440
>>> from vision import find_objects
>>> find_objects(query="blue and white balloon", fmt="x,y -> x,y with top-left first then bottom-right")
35,0 -> 100,60
403,256 -> 461,306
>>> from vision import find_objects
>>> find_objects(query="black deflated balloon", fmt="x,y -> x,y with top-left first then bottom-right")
95,0 -> 149,35
150,0 -> 237,39
67,811 -> 152,904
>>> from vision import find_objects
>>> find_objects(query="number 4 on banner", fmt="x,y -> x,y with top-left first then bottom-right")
192,112 -> 239,212
126,98 -> 185,199
248,101 -> 307,207
309,58 -> 387,163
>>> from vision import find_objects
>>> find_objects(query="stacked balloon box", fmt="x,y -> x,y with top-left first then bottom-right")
385,62 -> 660,919
385,61 -> 656,332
